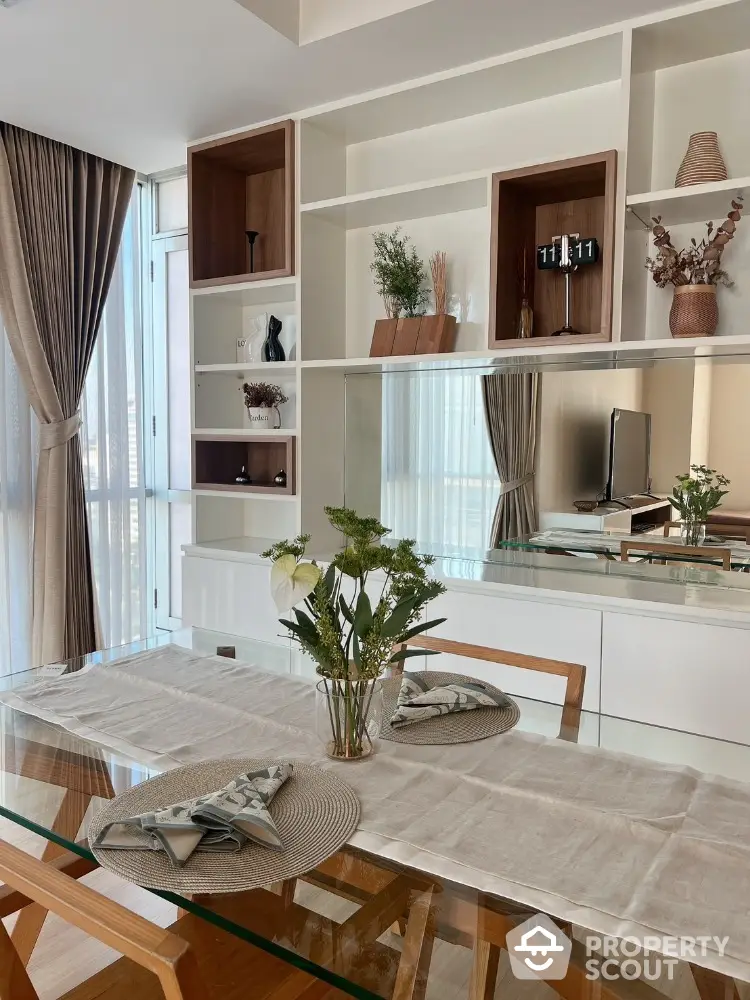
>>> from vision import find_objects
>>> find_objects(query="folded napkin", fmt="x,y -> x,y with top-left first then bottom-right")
93,763 -> 292,868
389,673 -> 511,729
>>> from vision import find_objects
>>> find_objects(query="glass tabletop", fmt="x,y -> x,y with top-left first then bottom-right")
1,627 -> 748,999
503,529 -> 750,572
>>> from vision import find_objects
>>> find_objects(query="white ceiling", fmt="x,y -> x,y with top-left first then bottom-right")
0,0 -> 690,173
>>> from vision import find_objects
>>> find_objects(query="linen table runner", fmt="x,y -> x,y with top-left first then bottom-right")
3,645 -> 750,982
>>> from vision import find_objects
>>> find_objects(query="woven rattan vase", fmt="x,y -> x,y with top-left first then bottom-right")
669,285 -> 718,338
675,132 -> 728,187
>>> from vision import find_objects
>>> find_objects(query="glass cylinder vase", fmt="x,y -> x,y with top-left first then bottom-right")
680,521 -> 706,546
316,678 -> 383,761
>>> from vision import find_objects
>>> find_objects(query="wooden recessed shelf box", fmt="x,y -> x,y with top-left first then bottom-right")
193,435 -> 296,495
189,121 -> 295,288
489,151 -> 617,348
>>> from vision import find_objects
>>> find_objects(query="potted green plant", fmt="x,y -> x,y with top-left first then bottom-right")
263,507 -> 446,760
670,465 -> 730,545
645,197 -> 743,338
369,228 -> 431,357
242,382 -> 288,429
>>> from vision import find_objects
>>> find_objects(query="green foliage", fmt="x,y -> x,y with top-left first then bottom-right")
370,228 -> 429,318
267,507 -> 446,680
670,465 -> 730,523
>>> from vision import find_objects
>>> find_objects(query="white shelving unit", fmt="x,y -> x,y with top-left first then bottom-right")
187,0 -> 750,559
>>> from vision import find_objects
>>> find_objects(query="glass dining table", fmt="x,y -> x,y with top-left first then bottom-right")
1,627 -> 748,1000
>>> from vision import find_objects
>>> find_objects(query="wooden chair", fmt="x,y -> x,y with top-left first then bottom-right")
394,636 -> 586,742
0,839 -> 354,1000
621,538 -> 731,571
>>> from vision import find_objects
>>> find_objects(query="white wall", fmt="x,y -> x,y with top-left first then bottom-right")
536,367 -> 644,511
642,361 -> 694,493
708,362 -> 750,510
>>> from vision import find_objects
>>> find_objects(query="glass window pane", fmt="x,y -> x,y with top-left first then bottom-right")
167,247 -> 191,491
157,176 -> 188,232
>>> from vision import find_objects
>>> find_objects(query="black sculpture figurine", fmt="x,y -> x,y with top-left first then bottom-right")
245,230 -> 259,274
274,469 -> 287,489
235,466 -> 252,485
262,315 -> 286,362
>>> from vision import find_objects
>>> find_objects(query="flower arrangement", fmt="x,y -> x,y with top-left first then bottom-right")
646,198 -> 743,287
242,382 -> 288,409
670,465 -> 730,545
671,465 -> 730,520
371,227 -> 429,319
263,507 -> 446,759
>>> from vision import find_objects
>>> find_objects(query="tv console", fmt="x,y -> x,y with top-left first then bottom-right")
540,497 -> 673,534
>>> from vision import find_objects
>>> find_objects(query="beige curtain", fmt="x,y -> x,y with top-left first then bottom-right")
0,123 -> 134,666
482,371 -> 540,545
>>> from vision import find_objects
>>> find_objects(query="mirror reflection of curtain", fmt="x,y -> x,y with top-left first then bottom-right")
382,371 -> 500,551
482,371 -> 539,543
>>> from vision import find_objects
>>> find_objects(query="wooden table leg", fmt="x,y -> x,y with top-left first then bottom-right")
691,965 -> 740,1000
392,888 -> 436,1000
468,940 -> 500,1000
10,787 -> 90,964
0,918 -> 39,1000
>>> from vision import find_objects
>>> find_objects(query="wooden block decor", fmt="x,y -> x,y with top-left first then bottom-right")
369,315 -> 457,357
392,318 -> 423,355
489,150 -> 617,348
370,319 -> 398,357
416,314 -> 457,354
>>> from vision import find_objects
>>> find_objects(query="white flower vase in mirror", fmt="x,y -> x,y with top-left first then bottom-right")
242,382 -> 288,431
671,465 -> 730,547
263,508 -> 447,762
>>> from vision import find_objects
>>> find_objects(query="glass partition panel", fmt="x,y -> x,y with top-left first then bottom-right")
343,357 -> 750,608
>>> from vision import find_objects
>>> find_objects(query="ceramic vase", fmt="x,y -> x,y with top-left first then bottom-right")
675,132 -> 728,187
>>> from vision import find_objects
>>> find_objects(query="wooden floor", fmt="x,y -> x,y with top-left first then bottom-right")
0,775 -> 714,1000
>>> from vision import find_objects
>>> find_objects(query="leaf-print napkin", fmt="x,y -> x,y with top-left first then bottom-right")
389,673 -> 512,729
93,764 -> 292,868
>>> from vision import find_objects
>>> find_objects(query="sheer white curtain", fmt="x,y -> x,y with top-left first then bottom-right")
381,370 -> 500,552
80,194 -> 148,648
0,192 -> 146,673
0,329 -> 35,675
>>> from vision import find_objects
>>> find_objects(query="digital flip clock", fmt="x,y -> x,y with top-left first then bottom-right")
536,234 -> 600,336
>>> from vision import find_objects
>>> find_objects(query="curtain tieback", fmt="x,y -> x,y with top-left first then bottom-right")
39,412 -> 82,451
499,474 -> 534,496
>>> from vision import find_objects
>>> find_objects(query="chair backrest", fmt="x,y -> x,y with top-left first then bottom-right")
0,839 -> 209,1000
621,539 -> 731,571
396,636 -> 585,742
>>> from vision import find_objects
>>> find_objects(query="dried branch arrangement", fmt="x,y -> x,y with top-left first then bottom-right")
645,197 -> 743,288
430,251 -> 448,314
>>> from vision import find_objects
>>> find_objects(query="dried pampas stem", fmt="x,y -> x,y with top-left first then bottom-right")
430,251 -> 448,315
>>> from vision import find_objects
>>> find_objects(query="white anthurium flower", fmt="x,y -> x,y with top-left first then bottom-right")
271,555 -> 322,614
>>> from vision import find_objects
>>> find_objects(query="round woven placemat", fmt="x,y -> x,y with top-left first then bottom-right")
380,671 -> 520,745
88,758 -> 360,894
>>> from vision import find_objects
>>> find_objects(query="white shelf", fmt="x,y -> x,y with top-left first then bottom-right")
300,335 -> 750,374
193,428 -> 298,437
193,489 -> 299,502
191,277 -> 297,307
300,173 -> 489,230
633,3 -> 750,73
626,177 -> 749,228
303,33 -> 622,144
194,361 -> 297,374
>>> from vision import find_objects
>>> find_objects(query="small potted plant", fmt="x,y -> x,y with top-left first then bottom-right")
242,382 -> 288,429
369,228 -> 430,356
263,508 -> 446,761
670,465 -> 730,546
645,197 -> 743,338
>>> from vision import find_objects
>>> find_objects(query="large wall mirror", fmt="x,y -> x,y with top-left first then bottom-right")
344,357 -> 750,584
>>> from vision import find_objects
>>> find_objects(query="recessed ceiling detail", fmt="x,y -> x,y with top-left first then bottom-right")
233,0 -> 438,44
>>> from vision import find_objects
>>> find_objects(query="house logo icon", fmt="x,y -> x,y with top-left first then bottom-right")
506,913 -> 572,980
